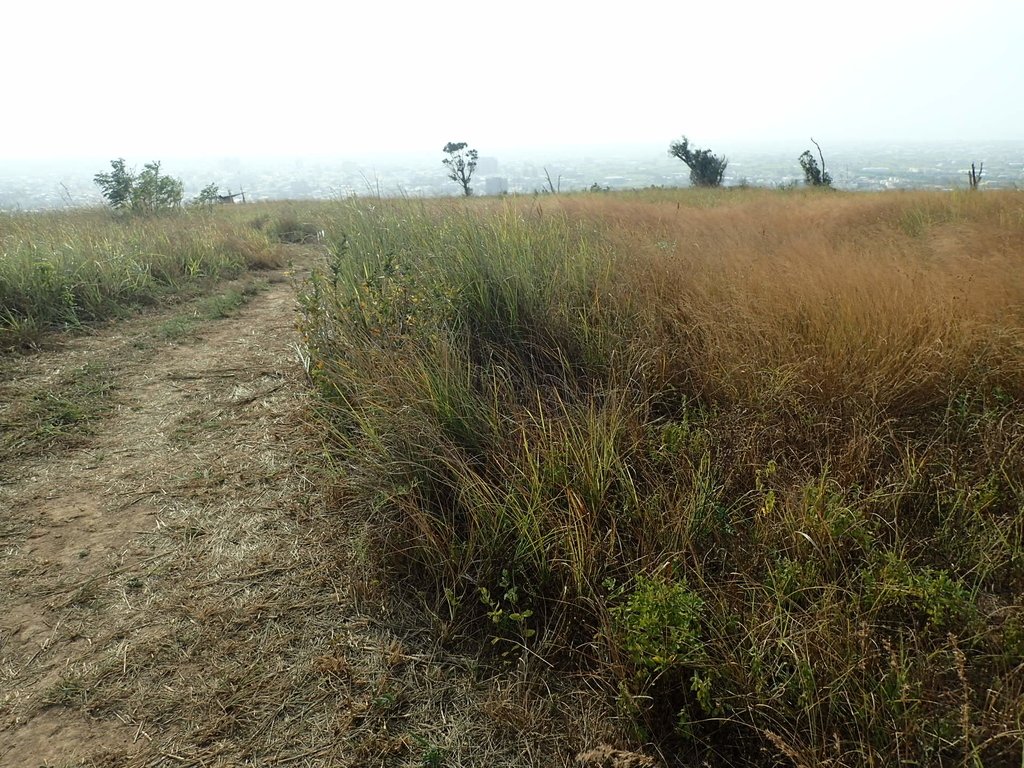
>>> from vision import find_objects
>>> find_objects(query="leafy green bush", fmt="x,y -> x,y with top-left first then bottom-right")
669,136 -> 727,187
611,574 -> 705,675
94,158 -> 183,213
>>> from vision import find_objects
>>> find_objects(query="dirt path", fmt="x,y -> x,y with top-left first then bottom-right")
0,266 -> 331,765
0,262 -> 597,767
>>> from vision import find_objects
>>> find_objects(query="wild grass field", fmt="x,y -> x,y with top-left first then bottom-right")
297,189 -> 1024,765
3,190 -> 1021,765
0,206 -> 294,348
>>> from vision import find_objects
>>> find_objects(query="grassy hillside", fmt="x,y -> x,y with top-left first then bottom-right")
0,206 -> 291,348
299,189 -> 1024,765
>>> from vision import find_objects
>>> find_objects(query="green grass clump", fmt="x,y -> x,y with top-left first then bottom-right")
0,207 -> 288,347
300,191 -> 1024,765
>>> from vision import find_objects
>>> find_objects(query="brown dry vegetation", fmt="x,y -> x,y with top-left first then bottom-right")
0,236 -> 606,768
2,191 -> 1022,767
300,189 -> 1024,766
585,191 -> 1023,407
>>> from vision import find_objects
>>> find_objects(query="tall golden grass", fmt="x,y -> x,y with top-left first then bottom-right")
301,189 -> 1024,764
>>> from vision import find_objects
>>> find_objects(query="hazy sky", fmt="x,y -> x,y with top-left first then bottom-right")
3,0 -> 1021,161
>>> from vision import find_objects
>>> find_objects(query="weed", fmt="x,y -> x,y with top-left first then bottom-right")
479,570 -> 537,647
420,745 -> 447,768
197,288 -> 246,319
156,315 -> 197,341
611,573 -> 705,675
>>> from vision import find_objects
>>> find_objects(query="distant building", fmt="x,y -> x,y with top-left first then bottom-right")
477,156 -> 500,175
217,190 -> 246,203
484,176 -> 508,196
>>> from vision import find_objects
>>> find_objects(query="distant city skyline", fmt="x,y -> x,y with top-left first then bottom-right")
2,0 -> 1021,162
3,140 -> 1022,211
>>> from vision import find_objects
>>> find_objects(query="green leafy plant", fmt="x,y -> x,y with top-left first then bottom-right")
92,158 -> 135,209
668,136 -> 727,187
479,570 -> 536,645
799,138 -> 833,187
862,551 -> 978,632
192,183 -> 221,207
93,158 -> 183,213
611,573 -> 705,675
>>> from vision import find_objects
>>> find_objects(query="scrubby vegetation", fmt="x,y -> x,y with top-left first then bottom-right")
93,158 -> 185,213
0,206 -> 289,347
669,137 -> 728,187
4,189 -> 1020,763
299,189 -> 1024,765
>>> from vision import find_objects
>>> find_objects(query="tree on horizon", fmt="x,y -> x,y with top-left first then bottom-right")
799,138 -> 833,187
669,136 -> 727,187
442,142 -> 479,197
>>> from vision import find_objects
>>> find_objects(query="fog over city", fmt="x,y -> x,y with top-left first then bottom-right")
2,0 -> 1021,206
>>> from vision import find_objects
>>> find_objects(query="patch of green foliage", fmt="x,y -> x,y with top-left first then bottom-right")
0,206 -> 285,348
669,136 -> 728,187
94,158 -> 184,213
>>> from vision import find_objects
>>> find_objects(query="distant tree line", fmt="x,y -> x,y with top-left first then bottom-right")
441,136 -> 841,194
97,139 -> 993,209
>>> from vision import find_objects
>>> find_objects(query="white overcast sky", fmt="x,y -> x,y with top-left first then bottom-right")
2,0 -> 1021,161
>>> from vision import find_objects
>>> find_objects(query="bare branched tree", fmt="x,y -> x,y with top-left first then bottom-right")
968,162 -> 983,190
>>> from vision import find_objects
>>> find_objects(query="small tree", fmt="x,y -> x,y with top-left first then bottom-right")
442,142 -> 478,197
133,161 -> 183,213
93,158 -> 183,213
192,183 -> 221,207
93,158 -> 135,210
799,137 -> 832,187
669,136 -> 727,187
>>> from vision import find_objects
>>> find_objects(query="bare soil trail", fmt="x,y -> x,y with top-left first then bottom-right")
0,259 -> 595,767
0,263 -> 344,766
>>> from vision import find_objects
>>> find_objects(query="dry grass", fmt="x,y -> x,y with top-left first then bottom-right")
4,191 -> 1021,766
576,190 -> 1024,412
1,246 -> 613,768
299,189 -> 1024,766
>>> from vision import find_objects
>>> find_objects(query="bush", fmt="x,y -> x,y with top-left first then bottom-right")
799,139 -> 833,187
668,136 -> 727,187
94,158 -> 183,213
